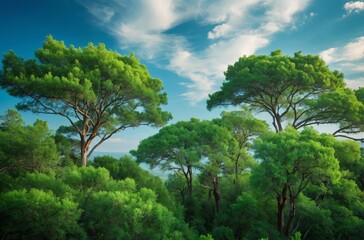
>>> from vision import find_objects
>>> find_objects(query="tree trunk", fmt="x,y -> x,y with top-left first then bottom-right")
277,195 -> 286,234
180,165 -> 193,200
277,186 -> 287,235
179,188 -> 185,203
276,114 -> 283,132
81,151 -> 87,166
212,175 -> 220,212
285,198 -> 296,237
183,166 -> 194,223
80,134 -> 89,166
187,166 -> 193,197
235,153 -> 240,181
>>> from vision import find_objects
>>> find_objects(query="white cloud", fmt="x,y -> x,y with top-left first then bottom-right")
89,7 -> 114,23
198,0 -> 261,24
340,63 -> 364,72
207,24 -> 232,39
320,37 -> 364,87
320,48 -> 338,63
168,34 -> 270,102
265,0 -> 309,25
76,0 -> 116,24
345,77 -> 364,89
320,36 -> 364,63
78,0 -> 310,104
342,36 -> 364,61
320,36 -> 364,72
344,1 -> 364,15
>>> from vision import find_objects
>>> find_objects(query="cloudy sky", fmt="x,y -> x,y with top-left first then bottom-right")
1,0 -> 364,152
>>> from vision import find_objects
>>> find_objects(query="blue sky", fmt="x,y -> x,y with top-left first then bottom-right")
1,0 -> 364,152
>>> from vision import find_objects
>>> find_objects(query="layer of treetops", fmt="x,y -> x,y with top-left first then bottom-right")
0,36 -> 363,239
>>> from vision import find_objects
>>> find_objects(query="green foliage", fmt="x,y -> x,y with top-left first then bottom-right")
61,166 -> 111,209
132,118 -> 235,171
327,201 -> 364,240
0,110 -> 59,174
252,127 -> 341,194
290,232 -> 301,240
0,189 -> 85,239
252,127 -> 342,236
93,155 -> 120,177
212,188 -> 280,240
92,155 -> 177,211
83,189 -> 178,240
132,118 -> 236,195
294,195 -> 334,240
54,131 -> 80,166
313,88 -> 364,140
0,166 -> 199,240
331,140 -> 364,188
213,109 -> 270,179
0,36 -> 172,165
215,109 -> 270,145
17,172 -> 73,199
132,118 -> 237,225
207,51 -> 364,139
211,226 -> 234,240
199,234 -> 214,240
1,49 -> 364,239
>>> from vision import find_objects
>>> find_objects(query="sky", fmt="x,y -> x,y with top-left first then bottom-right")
1,0 -> 364,153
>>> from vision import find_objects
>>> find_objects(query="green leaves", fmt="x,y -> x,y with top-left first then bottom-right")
0,110 -> 59,174
207,50 -> 363,137
83,189 -> 176,240
251,127 -> 344,236
0,36 -> 172,165
253,127 -> 341,192
0,189 -> 84,239
133,119 -> 235,174
0,165 -> 199,240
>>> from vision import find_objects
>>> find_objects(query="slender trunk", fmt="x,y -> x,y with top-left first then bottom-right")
235,152 -> 240,181
81,151 -> 87,166
183,166 -> 194,223
212,175 -> 220,212
80,134 -> 87,166
276,115 -> 283,132
285,198 -> 296,237
277,186 -> 287,235
180,165 -> 192,200
277,195 -> 286,234
187,166 -> 193,197
80,134 -> 91,166
179,188 -> 185,203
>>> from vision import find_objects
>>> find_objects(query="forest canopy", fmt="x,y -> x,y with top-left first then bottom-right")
1,39 -> 364,240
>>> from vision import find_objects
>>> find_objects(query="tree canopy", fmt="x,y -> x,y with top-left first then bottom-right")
1,39 -> 364,240
0,36 -> 172,165
212,109 -> 270,179
0,110 -> 59,174
207,50 -> 364,141
131,118 -> 236,200
252,127 -> 342,237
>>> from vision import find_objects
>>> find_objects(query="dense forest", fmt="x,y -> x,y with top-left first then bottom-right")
0,37 -> 363,239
